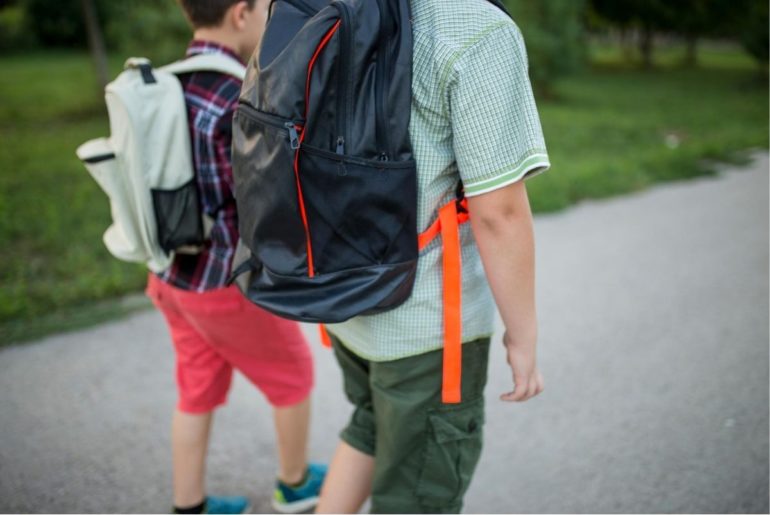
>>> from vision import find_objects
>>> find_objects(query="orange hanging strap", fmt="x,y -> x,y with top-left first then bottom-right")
418,197 -> 469,404
419,199 -> 469,252
437,201 -> 463,403
319,324 -> 332,348
418,219 -> 441,251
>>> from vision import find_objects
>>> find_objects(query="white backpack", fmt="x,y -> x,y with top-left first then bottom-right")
76,55 -> 246,273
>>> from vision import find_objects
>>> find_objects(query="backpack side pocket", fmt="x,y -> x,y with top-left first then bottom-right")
77,138 -> 148,263
151,178 -> 204,254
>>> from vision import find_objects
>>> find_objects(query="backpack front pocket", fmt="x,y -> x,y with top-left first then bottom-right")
232,105 -> 311,277
298,143 -> 418,273
76,137 -> 147,262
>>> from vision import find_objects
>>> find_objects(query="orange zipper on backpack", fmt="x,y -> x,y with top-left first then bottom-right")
293,19 -> 341,278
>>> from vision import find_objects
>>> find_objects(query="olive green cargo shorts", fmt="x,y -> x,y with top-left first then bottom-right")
330,334 -> 491,514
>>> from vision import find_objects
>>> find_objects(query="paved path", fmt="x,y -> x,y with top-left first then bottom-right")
1,155 -> 768,514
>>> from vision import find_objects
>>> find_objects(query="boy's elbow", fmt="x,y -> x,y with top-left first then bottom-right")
472,207 -> 523,236
468,187 -> 532,237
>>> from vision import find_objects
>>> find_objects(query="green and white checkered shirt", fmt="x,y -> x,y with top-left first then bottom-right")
327,0 -> 550,361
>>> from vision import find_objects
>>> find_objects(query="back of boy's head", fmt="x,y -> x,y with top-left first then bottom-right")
178,0 -> 257,28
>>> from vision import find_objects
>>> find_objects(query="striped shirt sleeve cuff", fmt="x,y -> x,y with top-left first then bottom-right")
463,152 -> 550,197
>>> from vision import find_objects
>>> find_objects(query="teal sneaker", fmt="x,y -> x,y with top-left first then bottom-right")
203,495 -> 250,514
271,463 -> 328,514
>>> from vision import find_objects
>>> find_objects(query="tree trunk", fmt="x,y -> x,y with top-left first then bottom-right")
619,27 -> 634,62
80,0 -> 109,89
684,34 -> 698,67
639,25 -> 654,69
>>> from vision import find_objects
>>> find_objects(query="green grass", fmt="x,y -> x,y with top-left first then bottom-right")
0,52 -> 148,341
0,44 -> 767,343
526,42 -> 768,212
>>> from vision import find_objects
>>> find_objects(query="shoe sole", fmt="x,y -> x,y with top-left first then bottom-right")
270,496 -> 319,514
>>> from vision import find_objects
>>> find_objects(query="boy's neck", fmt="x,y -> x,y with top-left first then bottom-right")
192,28 -> 245,61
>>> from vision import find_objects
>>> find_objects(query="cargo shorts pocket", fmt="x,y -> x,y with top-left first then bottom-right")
416,397 -> 485,507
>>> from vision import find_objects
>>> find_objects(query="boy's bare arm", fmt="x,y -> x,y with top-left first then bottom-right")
467,180 -> 544,402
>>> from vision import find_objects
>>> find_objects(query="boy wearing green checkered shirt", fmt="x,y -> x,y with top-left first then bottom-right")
317,0 -> 550,512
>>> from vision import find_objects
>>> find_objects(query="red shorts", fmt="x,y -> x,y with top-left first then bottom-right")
146,274 -> 313,413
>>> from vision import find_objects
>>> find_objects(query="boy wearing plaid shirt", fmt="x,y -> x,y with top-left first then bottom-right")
146,1 -> 325,513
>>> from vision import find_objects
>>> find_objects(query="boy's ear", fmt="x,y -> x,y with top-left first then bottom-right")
228,0 -> 251,30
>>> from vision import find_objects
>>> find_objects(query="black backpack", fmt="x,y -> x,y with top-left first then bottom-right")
231,0 -> 510,403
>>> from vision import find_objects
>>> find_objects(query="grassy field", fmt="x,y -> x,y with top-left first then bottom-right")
0,44 -> 767,344
0,52 -> 149,342
526,43 -> 768,211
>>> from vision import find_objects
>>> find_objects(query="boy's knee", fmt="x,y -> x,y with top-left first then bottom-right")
340,405 -> 376,457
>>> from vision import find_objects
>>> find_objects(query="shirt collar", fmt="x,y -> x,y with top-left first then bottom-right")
186,40 -> 245,65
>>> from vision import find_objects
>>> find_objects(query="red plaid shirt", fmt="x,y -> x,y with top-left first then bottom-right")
158,41 -> 244,291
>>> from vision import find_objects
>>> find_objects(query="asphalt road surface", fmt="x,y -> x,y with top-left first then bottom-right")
1,154 -> 767,513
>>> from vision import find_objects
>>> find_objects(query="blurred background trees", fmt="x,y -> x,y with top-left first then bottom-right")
740,0 -> 770,64
4,0 -> 585,93
0,0 -> 189,64
501,0 -> 767,91
1,0 -> 766,90
587,0 -> 768,69
0,0 -> 767,342
505,0 -> 586,94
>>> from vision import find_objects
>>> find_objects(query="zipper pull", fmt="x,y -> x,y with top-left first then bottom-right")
286,123 -> 300,149
336,136 -> 345,155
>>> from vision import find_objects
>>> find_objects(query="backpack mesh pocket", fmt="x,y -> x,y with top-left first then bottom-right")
151,178 -> 205,254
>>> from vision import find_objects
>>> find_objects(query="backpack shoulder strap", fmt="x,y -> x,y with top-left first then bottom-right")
160,54 -> 246,80
486,0 -> 512,17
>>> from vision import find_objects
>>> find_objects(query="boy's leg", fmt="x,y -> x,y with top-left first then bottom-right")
369,338 -> 491,514
146,276 -> 236,509
196,306 -> 315,486
319,335 -> 490,513
316,336 -> 378,513
186,284 -> 321,510
316,441 -> 374,513
172,410 -> 214,508
273,397 -> 311,484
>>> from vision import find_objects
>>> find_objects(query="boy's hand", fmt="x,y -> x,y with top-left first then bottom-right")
500,330 -> 544,402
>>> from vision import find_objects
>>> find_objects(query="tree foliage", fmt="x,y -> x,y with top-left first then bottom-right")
105,1 -> 189,65
0,3 -> 35,51
590,0 -> 672,66
589,0 -> 769,67
23,0 -> 115,47
0,0 -> 189,64
505,0 -> 586,93
740,0 -> 769,65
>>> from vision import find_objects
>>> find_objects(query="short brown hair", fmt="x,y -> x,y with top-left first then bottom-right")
177,0 -> 257,28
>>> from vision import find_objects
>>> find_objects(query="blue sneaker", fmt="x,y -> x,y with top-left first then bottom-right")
271,463 -> 328,514
203,495 -> 250,514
